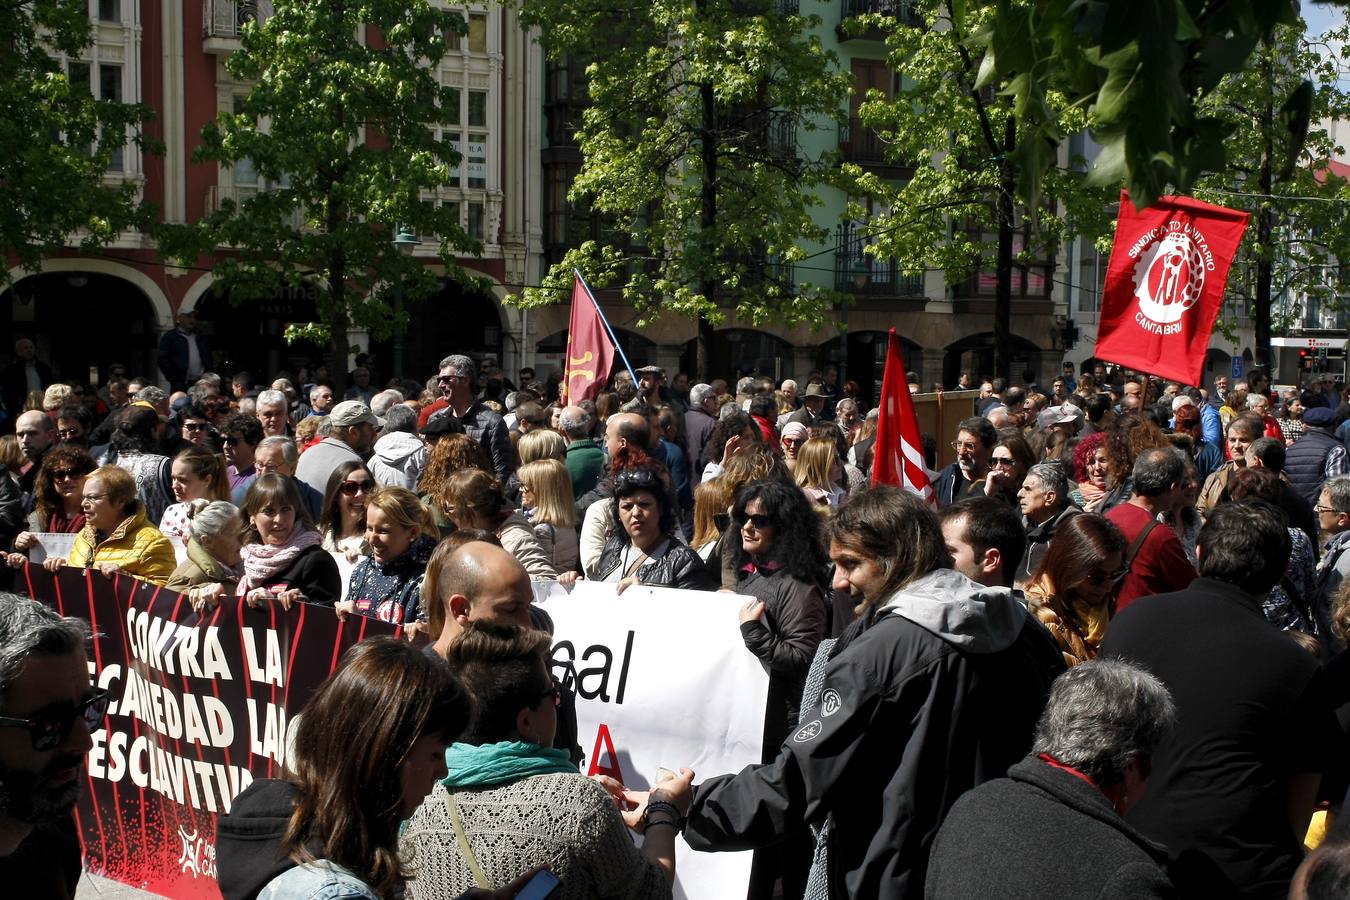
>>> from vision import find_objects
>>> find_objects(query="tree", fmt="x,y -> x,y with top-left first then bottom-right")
847,0 -> 1115,378
1,0 -> 155,286
510,0 -> 852,377
970,0 -> 1328,207
1192,18 -> 1350,369
157,0 -> 477,392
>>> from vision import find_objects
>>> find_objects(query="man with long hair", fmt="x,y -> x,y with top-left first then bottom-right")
653,486 -> 1065,899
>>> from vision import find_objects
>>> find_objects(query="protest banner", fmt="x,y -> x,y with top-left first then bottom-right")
18,565 -> 395,900
537,581 -> 771,900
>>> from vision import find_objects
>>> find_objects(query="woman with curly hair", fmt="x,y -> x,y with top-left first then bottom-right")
418,433 -> 493,537
6,445 -> 97,567
1023,513 -> 1127,666
701,411 -> 761,481
1098,412 -> 1171,514
1070,431 -> 1108,512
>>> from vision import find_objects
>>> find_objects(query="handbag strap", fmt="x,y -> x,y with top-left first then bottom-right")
443,789 -> 491,889
1124,519 -> 1158,568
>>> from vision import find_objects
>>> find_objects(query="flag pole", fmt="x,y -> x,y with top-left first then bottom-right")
574,269 -> 638,385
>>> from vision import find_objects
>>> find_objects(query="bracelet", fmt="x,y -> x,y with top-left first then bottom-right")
643,799 -> 685,832
644,818 -> 678,832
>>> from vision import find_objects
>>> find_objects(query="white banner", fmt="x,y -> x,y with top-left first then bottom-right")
536,581 -> 769,900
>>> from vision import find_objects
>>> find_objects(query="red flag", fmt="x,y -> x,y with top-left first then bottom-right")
561,275 -> 617,405
871,329 -> 935,506
1096,191 -> 1250,386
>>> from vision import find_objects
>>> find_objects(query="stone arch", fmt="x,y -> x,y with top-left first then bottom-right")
7,258 -> 173,331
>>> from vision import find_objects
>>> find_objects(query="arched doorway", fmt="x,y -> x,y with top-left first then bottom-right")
943,333 -> 1041,388
193,282 -> 322,380
1202,348 -> 1233,390
681,329 -> 792,383
816,330 -> 919,407
1,271 -> 160,386
374,277 -> 505,381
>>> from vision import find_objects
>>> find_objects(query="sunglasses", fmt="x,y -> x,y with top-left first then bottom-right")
735,512 -> 773,529
183,423 -> 207,432
48,469 -> 83,481
0,689 -> 110,751
615,468 -> 657,490
339,479 -> 376,496
536,677 -> 562,708
1085,568 -> 1127,587
990,457 -> 1016,468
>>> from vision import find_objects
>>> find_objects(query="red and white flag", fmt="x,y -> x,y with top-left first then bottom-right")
1096,191 -> 1250,387
561,274 -> 617,406
871,329 -> 934,505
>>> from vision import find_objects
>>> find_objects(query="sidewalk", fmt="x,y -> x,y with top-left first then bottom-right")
76,872 -> 166,899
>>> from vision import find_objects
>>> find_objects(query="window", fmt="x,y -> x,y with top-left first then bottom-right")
467,14 -> 487,52
439,89 -> 489,189
65,61 -> 124,171
98,0 -> 121,22
467,201 -> 485,240
231,96 -> 258,189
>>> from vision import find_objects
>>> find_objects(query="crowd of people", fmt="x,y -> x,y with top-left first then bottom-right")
5,336 -> 1350,899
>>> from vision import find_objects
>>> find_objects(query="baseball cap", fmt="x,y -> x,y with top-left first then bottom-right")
328,400 -> 383,428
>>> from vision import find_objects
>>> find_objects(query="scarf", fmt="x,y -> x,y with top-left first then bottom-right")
241,525 -> 321,585
441,741 -> 576,789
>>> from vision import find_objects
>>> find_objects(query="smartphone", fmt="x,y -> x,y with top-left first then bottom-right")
514,870 -> 561,900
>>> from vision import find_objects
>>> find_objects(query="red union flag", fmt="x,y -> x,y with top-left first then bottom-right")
561,275 -> 617,405
1097,191 -> 1250,386
871,329 -> 934,505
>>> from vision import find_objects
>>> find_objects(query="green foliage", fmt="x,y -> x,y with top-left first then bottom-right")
157,0 -> 479,375
1192,20 -> 1350,341
847,0 -> 1115,303
1,0 -> 156,286
511,0 -> 852,327
971,0 -> 1311,206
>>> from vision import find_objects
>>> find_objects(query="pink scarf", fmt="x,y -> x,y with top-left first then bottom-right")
240,525 -> 322,586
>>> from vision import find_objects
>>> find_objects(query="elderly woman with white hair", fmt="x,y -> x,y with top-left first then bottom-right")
166,499 -> 245,609
926,659 -> 1177,898
1246,391 -> 1286,444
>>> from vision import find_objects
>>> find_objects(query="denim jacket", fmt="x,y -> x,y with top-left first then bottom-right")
258,860 -> 380,900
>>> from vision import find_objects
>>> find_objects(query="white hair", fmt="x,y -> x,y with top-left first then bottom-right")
370,389 -> 404,417
188,500 -> 242,541
257,390 -> 287,410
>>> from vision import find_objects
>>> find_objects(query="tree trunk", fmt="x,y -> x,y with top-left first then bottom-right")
994,117 -> 1016,381
697,75 -> 717,381
1254,42 -> 1274,372
327,186 -> 349,397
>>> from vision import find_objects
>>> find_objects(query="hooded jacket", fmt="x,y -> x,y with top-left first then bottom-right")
369,431 -> 427,490
683,568 -> 1066,900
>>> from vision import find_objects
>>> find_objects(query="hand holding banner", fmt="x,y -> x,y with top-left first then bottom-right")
1096,191 -> 1250,387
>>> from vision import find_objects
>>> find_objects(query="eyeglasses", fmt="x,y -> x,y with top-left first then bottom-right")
951,441 -> 979,453
990,457 -> 1016,468
536,677 -> 562,708
56,429 -> 82,439
615,468 -> 657,490
1315,505 -> 1343,515
0,689 -> 110,751
222,436 -> 240,446
339,479 -> 376,496
1085,568 -> 1128,587
82,493 -> 108,503
736,512 -> 773,529
183,423 -> 207,432
437,374 -> 460,384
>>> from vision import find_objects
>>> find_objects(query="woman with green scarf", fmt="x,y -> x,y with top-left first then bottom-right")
401,623 -> 693,899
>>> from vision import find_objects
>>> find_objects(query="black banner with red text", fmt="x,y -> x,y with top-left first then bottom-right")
18,565 -> 397,900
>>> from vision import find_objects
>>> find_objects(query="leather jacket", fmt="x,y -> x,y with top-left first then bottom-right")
588,534 -> 717,591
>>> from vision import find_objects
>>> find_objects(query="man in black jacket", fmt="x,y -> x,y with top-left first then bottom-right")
664,486 -> 1065,899
925,659 -> 1176,899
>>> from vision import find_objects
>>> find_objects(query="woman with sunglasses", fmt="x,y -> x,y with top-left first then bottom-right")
159,446 -> 232,543
238,474 -> 341,608
319,460 -> 375,563
981,433 -> 1036,505
1023,513 -> 1127,667
570,461 -> 714,592
402,623 -> 690,898
6,446 -> 98,569
41,464 -> 177,586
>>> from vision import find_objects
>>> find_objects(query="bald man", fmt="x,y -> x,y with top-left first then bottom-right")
428,541 -> 581,762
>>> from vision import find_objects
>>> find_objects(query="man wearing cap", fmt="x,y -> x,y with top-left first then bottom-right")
157,309 -> 211,393
294,400 -> 381,499
1285,406 -> 1350,506
786,383 -> 828,428
635,365 -> 665,405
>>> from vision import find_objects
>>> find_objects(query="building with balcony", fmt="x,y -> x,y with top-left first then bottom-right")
3,0 -> 546,386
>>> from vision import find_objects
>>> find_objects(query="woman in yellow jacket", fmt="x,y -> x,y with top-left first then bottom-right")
43,464 -> 177,586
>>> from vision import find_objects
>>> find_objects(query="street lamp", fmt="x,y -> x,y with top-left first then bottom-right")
391,224 -> 420,378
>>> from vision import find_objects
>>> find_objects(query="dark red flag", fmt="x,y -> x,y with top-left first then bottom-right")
871,329 -> 934,505
1096,191 -> 1250,386
561,275 -> 617,405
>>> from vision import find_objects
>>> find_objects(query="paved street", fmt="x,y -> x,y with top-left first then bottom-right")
76,872 -> 166,900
